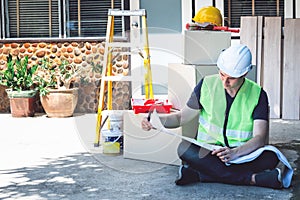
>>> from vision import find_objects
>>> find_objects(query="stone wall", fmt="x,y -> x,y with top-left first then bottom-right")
0,40 -> 131,113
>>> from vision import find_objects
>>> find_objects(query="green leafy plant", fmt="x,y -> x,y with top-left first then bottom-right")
33,57 -> 81,96
0,54 -> 38,91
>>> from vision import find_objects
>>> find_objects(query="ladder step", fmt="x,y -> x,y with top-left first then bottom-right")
108,9 -> 146,17
102,76 -> 132,82
114,51 -> 142,56
107,42 -> 132,48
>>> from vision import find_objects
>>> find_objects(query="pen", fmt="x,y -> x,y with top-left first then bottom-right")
147,111 -> 157,130
147,110 -> 152,121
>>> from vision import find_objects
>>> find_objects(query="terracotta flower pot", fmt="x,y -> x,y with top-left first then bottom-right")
5,89 -> 37,117
40,88 -> 78,118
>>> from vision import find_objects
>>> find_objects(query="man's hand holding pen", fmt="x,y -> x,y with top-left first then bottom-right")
141,111 -> 155,131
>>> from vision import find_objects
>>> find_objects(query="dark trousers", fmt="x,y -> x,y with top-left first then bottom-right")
177,140 -> 279,185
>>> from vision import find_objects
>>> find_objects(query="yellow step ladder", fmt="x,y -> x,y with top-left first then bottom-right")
94,9 -> 153,147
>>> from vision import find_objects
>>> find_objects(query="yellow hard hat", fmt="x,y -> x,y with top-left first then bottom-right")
193,6 -> 222,26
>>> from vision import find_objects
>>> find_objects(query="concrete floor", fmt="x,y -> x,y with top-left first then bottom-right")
0,113 -> 299,200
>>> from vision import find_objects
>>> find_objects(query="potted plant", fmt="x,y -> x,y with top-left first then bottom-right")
0,54 -> 38,117
33,57 -> 81,117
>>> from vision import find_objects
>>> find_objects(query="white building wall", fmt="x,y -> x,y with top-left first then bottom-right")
195,0 -> 212,11
130,0 -> 299,97
297,0 -> 300,18
181,1 -> 192,33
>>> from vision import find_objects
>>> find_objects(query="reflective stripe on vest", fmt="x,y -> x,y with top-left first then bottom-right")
197,74 -> 261,147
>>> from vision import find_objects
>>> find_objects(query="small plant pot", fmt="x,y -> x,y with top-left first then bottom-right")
5,89 -> 37,117
40,88 -> 78,118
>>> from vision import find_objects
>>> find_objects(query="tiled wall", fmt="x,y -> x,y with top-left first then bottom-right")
0,40 -> 131,113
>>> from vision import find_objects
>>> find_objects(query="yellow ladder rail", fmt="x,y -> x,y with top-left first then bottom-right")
142,15 -> 154,99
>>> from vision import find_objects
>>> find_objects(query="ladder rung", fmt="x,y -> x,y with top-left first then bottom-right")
108,9 -> 146,17
102,76 -> 132,82
107,42 -> 138,48
114,51 -> 141,56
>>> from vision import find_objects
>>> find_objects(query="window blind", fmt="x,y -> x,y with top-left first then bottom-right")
7,0 -> 59,38
67,0 -> 123,37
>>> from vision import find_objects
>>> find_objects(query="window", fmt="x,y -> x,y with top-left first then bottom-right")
66,0 -> 123,37
5,0 -> 59,38
224,0 -> 284,28
0,0 -> 125,39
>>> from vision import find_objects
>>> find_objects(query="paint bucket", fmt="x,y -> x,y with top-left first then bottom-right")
101,110 -> 124,154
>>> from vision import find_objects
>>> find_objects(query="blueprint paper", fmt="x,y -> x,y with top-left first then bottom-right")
150,110 -> 221,151
228,145 -> 293,188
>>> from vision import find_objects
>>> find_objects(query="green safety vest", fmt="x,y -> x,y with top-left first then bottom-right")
197,74 -> 262,147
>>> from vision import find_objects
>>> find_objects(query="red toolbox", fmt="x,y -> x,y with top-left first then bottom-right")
131,98 -> 173,114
